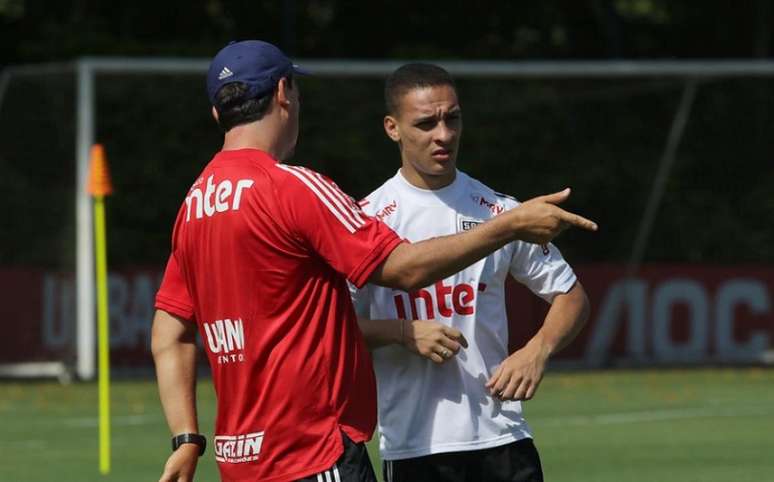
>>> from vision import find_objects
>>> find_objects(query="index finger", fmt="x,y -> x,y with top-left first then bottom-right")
559,209 -> 598,232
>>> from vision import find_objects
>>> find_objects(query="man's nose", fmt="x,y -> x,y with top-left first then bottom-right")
435,122 -> 455,144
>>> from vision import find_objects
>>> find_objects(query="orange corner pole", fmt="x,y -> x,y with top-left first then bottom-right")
88,143 -> 113,474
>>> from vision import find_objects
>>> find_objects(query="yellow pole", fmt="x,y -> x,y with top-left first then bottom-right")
87,144 -> 113,475
94,194 -> 111,474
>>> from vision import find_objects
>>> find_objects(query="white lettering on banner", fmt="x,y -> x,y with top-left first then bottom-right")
214,432 -> 264,463
584,277 -> 772,366
715,280 -> 771,361
108,275 -> 129,344
185,175 -> 254,221
585,280 -> 647,366
41,273 -> 160,351
34,271 -> 771,366
652,280 -> 708,361
108,274 -> 156,348
41,275 -> 74,348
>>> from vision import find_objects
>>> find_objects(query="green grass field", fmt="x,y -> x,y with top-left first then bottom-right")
1,368 -> 773,482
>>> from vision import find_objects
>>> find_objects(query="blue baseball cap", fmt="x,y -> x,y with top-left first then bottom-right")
206,40 -> 310,106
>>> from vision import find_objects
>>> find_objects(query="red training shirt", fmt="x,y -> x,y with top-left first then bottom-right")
155,149 -> 403,482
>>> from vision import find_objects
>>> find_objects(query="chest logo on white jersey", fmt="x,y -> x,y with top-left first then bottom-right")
393,280 -> 486,320
458,216 -> 484,232
375,200 -> 398,221
470,194 -> 505,216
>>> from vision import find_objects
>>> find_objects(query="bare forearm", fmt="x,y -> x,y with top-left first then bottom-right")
372,214 -> 516,290
151,310 -> 199,435
487,282 -> 590,401
370,188 -> 597,291
529,282 -> 590,357
155,344 -> 198,434
358,318 -> 403,349
357,317 -> 468,365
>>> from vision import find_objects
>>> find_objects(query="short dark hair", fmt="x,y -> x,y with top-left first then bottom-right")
384,63 -> 456,116
214,74 -> 294,132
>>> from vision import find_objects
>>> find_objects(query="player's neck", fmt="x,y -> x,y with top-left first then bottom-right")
221,122 -> 286,160
399,166 -> 456,191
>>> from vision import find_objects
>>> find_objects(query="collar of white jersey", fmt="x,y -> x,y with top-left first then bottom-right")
393,168 -> 466,207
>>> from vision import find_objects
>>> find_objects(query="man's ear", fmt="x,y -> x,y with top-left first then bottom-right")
276,77 -> 291,108
384,115 -> 401,142
211,106 -> 220,122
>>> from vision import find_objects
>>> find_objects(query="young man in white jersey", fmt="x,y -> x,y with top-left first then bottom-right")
351,64 -> 591,482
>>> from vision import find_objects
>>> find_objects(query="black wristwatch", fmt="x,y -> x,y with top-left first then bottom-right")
172,433 -> 207,456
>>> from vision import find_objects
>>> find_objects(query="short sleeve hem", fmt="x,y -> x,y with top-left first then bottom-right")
539,269 -> 577,303
348,234 -> 405,289
155,294 -> 195,321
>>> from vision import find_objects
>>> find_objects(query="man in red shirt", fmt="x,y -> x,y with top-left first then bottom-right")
152,40 -> 597,482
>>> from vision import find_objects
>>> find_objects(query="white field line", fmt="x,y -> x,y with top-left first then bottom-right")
28,404 -> 769,431
59,413 -> 161,428
533,404 -> 774,427
3,413 -> 162,432
6,404 -> 773,445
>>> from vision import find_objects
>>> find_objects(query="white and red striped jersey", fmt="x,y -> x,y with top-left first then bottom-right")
155,148 -> 403,482
351,169 -> 576,461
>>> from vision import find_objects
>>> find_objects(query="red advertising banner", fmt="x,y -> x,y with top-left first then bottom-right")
0,269 -> 162,366
507,264 -> 774,366
1,265 -> 772,369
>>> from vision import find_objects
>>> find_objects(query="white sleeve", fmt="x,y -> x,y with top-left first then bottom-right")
509,241 -> 577,303
348,281 -> 371,318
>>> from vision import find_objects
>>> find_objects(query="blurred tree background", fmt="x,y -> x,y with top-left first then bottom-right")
0,0 -> 772,270
1,0 -> 772,61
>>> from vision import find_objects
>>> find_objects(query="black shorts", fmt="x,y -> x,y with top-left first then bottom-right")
296,432 -> 377,482
382,438 -> 543,482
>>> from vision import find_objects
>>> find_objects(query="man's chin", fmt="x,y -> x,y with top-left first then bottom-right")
431,161 -> 456,174
425,165 -> 457,181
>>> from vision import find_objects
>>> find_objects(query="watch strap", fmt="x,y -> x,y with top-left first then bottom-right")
171,433 -> 206,456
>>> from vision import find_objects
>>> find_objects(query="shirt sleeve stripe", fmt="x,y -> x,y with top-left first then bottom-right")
294,166 -> 365,228
277,164 -> 357,233
287,165 -> 366,229
305,168 -> 367,226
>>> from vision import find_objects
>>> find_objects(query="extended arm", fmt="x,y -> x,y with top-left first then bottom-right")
369,188 -> 597,291
151,309 -> 200,482
486,281 -> 590,401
